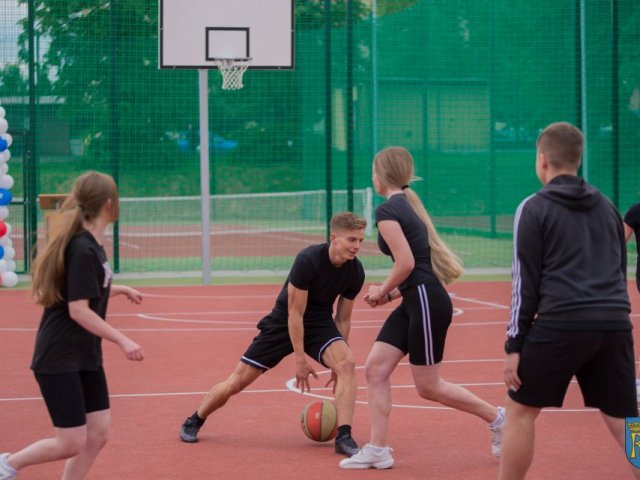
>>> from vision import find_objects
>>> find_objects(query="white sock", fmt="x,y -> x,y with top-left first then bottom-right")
489,409 -> 504,427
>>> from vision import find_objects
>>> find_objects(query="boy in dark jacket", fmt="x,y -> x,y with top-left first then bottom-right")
499,122 -> 639,480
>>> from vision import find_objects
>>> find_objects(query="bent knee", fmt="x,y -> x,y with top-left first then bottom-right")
415,384 -> 439,401
58,435 -> 86,458
87,429 -> 109,450
334,355 -> 356,376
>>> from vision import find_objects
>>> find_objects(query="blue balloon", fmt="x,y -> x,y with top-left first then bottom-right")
0,245 -> 4,260
0,189 -> 12,206
0,138 -> 6,152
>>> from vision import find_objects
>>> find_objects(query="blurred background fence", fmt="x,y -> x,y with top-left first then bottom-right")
0,0 -> 638,276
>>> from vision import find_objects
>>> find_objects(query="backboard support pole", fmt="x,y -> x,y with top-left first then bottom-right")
198,69 -> 212,284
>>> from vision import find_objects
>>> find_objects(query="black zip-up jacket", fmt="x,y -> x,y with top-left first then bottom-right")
505,174 -> 631,354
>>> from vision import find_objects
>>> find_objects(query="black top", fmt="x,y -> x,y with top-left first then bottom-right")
376,193 -> 438,291
31,230 -> 114,374
268,243 -> 365,327
506,175 -> 631,353
624,202 -> 640,287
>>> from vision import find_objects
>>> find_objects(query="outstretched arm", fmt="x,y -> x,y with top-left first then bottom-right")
110,284 -> 143,304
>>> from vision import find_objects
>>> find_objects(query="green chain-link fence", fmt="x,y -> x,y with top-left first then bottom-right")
1,0 -> 638,276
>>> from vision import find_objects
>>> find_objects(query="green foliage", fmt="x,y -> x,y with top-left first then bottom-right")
295,0 -> 370,30
0,63 -> 27,96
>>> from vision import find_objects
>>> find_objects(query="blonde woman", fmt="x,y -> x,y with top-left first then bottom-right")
340,147 -> 504,470
0,172 -> 144,480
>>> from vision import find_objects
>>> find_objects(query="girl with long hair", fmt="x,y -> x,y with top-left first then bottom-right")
340,147 -> 504,469
0,172 -> 144,480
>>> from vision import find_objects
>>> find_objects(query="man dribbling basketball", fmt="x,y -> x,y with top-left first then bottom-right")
178,212 -> 366,457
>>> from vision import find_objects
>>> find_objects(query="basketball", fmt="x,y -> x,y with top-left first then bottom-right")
300,400 -> 338,442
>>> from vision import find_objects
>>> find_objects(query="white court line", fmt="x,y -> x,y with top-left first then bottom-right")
139,293 -> 277,300
285,367 -> 596,413
0,321 -> 507,332
119,241 -> 141,250
449,293 -> 510,310
139,291 -> 510,307
106,304 -> 495,318
138,313 -> 257,325
0,360 -> 609,413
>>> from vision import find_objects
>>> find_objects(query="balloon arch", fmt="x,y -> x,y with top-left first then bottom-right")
0,101 -> 18,288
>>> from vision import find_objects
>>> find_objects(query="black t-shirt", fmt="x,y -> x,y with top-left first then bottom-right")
376,193 -> 438,291
31,230 -> 113,374
624,202 -> 640,285
268,243 -> 365,327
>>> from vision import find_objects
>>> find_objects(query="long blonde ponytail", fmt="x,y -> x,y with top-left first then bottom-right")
403,189 -> 463,284
374,147 -> 463,285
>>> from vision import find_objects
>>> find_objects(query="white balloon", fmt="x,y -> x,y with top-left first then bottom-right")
4,223 -> 11,236
1,271 -> 18,287
3,245 -> 15,261
0,259 -> 7,274
0,106 -> 5,118
0,206 -> 7,220
0,150 -> 10,162
0,236 -> 12,247
0,118 -> 7,135
0,163 -> 7,175
0,175 -> 13,190
6,260 -> 15,271
3,133 -> 12,148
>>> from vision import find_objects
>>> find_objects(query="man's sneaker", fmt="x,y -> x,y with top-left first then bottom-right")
0,453 -> 17,480
339,443 -> 394,469
179,415 -> 203,443
334,434 -> 359,457
489,406 -> 505,458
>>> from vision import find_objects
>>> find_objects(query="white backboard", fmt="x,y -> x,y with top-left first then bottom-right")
159,0 -> 294,69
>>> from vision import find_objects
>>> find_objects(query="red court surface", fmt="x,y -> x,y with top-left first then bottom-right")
1,281 -> 639,479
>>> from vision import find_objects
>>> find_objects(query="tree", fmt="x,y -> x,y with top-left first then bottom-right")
0,63 -> 28,97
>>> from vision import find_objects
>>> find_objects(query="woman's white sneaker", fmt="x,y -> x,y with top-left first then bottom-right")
338,443 -> 394,469
0,453 -> 17,480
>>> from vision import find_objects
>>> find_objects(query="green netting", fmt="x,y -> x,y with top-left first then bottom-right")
0,0 -> 638,276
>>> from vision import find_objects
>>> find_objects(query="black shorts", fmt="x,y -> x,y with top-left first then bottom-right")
34,367 -> 110,428
376,281 -> 452,366
241,315 -> 344,370
509,325 -> 638,418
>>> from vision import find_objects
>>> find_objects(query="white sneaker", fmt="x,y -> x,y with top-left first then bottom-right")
489,406 -> 505,458
339,443 -> 394,469
0,453 -> 17,480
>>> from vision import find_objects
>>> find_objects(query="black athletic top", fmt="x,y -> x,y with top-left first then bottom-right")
624,202 -> 640,291
31,230 -> 114,374
376,193 -> 438,291
506,175 -> 631,354
269,243 -> 365,327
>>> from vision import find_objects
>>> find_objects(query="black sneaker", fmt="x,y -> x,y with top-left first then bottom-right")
335,434 -> 359,457
179,416 -> 203,443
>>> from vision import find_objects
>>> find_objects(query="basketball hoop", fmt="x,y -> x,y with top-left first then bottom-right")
212,57 -> 252,90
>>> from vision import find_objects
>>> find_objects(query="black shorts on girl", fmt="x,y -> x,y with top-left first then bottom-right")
508,324 -> 638,419
376,280 -> 452,365
241,315 -> 344,370
35,367 -> 110,428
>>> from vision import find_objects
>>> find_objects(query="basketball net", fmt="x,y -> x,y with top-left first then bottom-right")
213,58 -> 252,90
